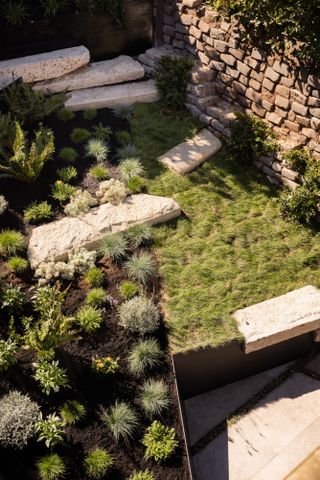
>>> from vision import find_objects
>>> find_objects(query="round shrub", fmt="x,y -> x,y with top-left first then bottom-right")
119,281 -> 139,300
86,288 -> 107,307
33,360 -> 69,396
99,232 -> 128,261
84,448 -> 114,480
76,305 -> 103,333
117,143 -> 138,161
7,256 -> 29,274
139,379 -> 170,418
101,401 -> 139,443
57,166 -> 77,183
0,229 -> 25,256
125,253 -> 157,286
59,400 -> 86,425
129,469 -> 155,480
59,147 -> 78,163
119,296 -> 160,334
128,339 -> 162,377
142,421 -> 178,462
0,390 -> 40,449
1,284 -> 26,314
84,267 -> 104,287
37,453 -> 66,480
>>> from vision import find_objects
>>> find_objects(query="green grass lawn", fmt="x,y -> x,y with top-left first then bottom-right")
131,103 -> 320,353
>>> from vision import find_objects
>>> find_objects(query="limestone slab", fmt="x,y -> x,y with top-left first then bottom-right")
27,194 -> 180,268
33,56 -> 145,94
65,79 -> 159,111
158,129 -> 222,174
234,286 -> 320,353
0,46 -> 89,84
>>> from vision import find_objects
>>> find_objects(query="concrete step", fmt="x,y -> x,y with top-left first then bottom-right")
33,56 -> 144,95
65,79 -> 159,111
206,101 -> 239,126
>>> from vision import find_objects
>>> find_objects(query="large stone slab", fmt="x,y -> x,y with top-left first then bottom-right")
158,129 -> 222,175
33,56 -> 145,95
28,194 -> 180,268
65,79 -> 159,111
0,46 -> 90,84
234,286 -> 320,353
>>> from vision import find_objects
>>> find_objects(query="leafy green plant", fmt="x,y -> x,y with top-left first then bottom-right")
76,305 -> 103,333
117,143 -> 139,161
0,122 -> 55,182
129,469 -> 155,480
118,296 -> 160,334
70,128 -> 91,144
36,413 -> 64,448
85,138 -> 109,163
57,107 -> 75,122
116,130 -> 131,145
125,253 -> 157,285
142,421 -> 178,462
139,380 -> 170,418
86,288 -> 107,307
128,339 -> 162,377
91,355 -> 119,375
24,201 -> 53,224
92,123 -> 112,141
0,339 -> 18,371
282,148 -> 312,176
88,164 -> 109,180
7,256 -> 29,274
57,166 -> 77,183
119,158 -> 144,182
125,224 -> 153,249
0,390 -> 40,449
59,147 -> 78,162
84,267 -> 104,287
280,185 -> 320,225
99,232 -> 128,261
51,181 -> 77,203
59,400 -> 86,425
1,284 -> 26,314
84,448 -> 114,480
37,453 -> 66,480
2,0 -> 28,26
127,176 -> 147,194
0,195 -> 8,215
40,0 -> 68,17
0,229 -> 25,256
83,109 -> 97,121
156,56 -> 193,111
33,359 -> 69,395
101,401 -> 139,443
119,281 -> 139,299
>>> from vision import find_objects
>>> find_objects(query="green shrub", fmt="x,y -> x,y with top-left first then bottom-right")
86,288 -> 108,307
118,296 -> 160,334
119,281 -> 139,299
99,232 -> 128,261
156,56 -> 193,111
119,158 -> 144,182
57,107 -> 75,122
59,400 -> 86,425
127,176 -> 147,194
35,413 -> 64,448
70,128 -> 90,144
24,201 -> 53,224
282,148 -> 312,175
33,359 -> 69,395
92,123 -> 112,141
59,147 -> 78,163
83,109 -> 97,121
51,181 -> 77,203
125,224 -> 153,249
280,185 -> 319,225
92,355 -> 119,375
0,339 -> 18,371
0,230 -> 25,256
2,1 -> 29,26
0,195 -> 8,215
117,143 -> 138,161
7,256 -> 29,274
128,339 -> 162,377
1,284 -> 26,314
139,380 -> 170,418
142,421 -> 178,462
76,305 -> 103,333
0,390 -> 40,449
84,267 -> 104,287
84,448 -> 114,480
88,165 -> 109,180
101,401 -> 139,443
0,112 -> 15,158
37,453 -> 66,480
125,253 -> 157,285
116,130 -> 131,145
57,166 -> 77,183
128,469 -> 155,480
85,138 -> 109,163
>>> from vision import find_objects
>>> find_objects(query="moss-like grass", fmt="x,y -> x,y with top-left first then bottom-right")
131,103 -> 320,353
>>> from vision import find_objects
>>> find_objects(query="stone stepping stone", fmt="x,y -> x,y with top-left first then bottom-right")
33,56 -> 145,95
65,79 -> 159,111
27,194 -> 180,268
158,128 -> 222,175
234,285 -> 320,353
0,46 -> 90,84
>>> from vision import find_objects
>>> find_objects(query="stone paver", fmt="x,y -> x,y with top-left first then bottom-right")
65,79 -> 159,111
234,286 -> 320,353
0,46 -> 89,83
28,194 -> 180,268
158,128 -> 222,175
33,56 -> 145,94
192,373 -> 320,480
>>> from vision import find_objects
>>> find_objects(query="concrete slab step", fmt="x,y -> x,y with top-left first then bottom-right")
65,79 -> 159,111
206,102 -> 238,126
33,56 -> 145,94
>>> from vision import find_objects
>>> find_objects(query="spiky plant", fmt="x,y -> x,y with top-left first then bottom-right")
117,143 -> 138,161
139,379 -> 170,418
101,401 -> 139,443
125,253 -> 157,285
85,139 -> 109,163
99,232 -> 128,261
128,339 -> 162,377
0,229 -> 25,256
119,158 -> 144,182
125,224 -> 153,249
37,453 -> 66,480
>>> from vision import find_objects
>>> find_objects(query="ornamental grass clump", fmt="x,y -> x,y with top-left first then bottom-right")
125,253 -> 157,285
101,401 -> 139,443
84,448 -> 114,480
57,107 -> 75,122
119,280 -> 139,299
117,142 -> 138,160
24,201 -> 53,224
37,453 -> 66,480
0,390 -> 40,449
88,164 -> 109,180
119,158 -> 144,182
119,296 -> 160,334
70,128 -> 90,144
125,224 -> 153,249
99,232 -> 128,261
59,400 -> 86,426
7,256 -> 29,274
129,469 -> 155,480
142,421 -> 178,462
86,288 -> 108,307
128,339 -> 162,377
76,305 -> 103,333
85,138 -> 109,163
92,123 -> 112,141
84,267 -> 104,287
139,379 -> 170,418
0,229 -> 25,256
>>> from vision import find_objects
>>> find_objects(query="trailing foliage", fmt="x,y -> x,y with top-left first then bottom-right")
84,448 -> 114,480
142,421 -> 178,462
37,453 -> 67,480
156,56 -> 193,111
101,401 -> 139,443
282,148 -> 312,176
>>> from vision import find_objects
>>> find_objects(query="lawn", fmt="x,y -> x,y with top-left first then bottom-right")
131,103 -> 320,353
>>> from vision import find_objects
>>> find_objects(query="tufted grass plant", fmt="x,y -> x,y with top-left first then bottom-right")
117,143 -> 138,160
116,130 -> 131,145
0,229 -> 25,256
84,448 -> 114,480
85,138 -> 109,163
139,379 -> 170,418
119,158 -> 144,182
7,256 -> 29,275
118,296 -> 160,334
24,201 -> 53,224
76,306 -> 103,333
125,224 -> 153,249
84,267 -> 104,287
88,165 -> 109,180
86,288 -> 108,307
92,123 -> 112,141
59,147 -> 78,163
127,339 -> 162,377
125,253 -> 157,285
37,453 -> 66,480
59,400 -> 86,426
119,281 -> 139,299
70,128 -> 90,144
127,175 -> 147,194
99,232 -> 128,261
57,107 -> 75,122
101,401 -> 139,443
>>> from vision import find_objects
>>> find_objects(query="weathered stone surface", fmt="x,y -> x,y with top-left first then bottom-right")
0,46 -> 89,84
159,128 -> 222,175
33,56 -> 144,94
28,194 -> 181,268
234,285 -> 320,353
182,0 -> 202,6
65,79 -> 159,111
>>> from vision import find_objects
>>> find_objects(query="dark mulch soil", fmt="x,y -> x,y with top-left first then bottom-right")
0,109 -> 190,480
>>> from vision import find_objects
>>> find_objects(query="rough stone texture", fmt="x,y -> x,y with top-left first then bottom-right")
234,285 -> 320,353
28,194 -> 181,268
33,56 -> 145,94
0,46 -> 90,84
158,128 -> 222,174
65,79 -> 159,111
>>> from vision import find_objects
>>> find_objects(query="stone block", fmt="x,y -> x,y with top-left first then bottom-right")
266,112 -> 282,125
237,61 -> 251,77
284,120 -> 300,133
229,48 -> 244,61
214,40 -> 228,53
310,107 -> 320,119
249,78 -> 261,91
262,77 -> 276,92
198,19 -> 210,33
189,25 -> 202,39
275,95 -> 290,110
209,28 -> 225,40
251,48 -> 266,61
265,67 -> 280,82
182,0 -> 202,7
295,115 -> 310,127
180,14 -> 193,25
220,54 -> 236,67
275,84 -> 290,98
273,60 -> 290,76
290,89 -> 308,105
291,102 -> 308,116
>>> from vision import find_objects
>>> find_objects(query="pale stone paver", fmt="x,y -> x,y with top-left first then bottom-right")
192,373 -> 320,480
28,194 -> 180,268
33,56 -> 145,94
0,46 -> 90,83
158,129 -> 222,175
65,79 -> 159,111
234,286 -> 320,353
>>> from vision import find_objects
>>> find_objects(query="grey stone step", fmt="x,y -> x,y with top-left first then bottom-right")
33,56 -> 145,94
65,79 -> 159,111
206,102 -> 238,126
0,46 -> 89,84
